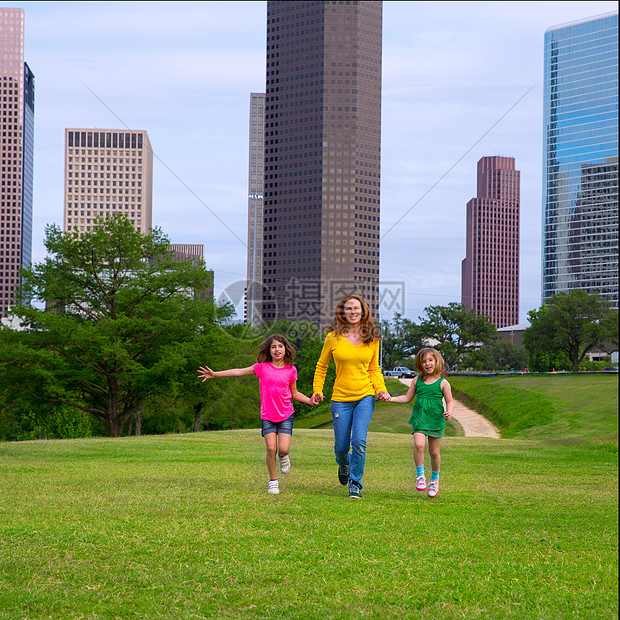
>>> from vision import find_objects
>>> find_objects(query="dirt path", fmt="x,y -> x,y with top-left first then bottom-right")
398,378 -> 501,439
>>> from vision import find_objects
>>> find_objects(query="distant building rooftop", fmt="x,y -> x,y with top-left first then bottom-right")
497,322 -> 530,333
496,322 -> 530,347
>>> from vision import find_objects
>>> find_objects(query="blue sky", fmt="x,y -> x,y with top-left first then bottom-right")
7,1 -> 619,322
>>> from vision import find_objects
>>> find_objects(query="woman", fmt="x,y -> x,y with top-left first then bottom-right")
312,294 -> 389,499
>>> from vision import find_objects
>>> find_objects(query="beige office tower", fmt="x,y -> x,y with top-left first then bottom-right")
169,243 -> 205,266
0,8 -> 34,317
64,129 -> 153,234
169,243 -> 214,300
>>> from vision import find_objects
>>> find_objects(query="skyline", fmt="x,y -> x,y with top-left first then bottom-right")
5,1 -> 619,323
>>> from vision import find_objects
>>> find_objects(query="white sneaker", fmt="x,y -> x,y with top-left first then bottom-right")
427,480 -> 439,498
279,455 -> 291,473
415,475 -> 427,491
267,479 -> 280,495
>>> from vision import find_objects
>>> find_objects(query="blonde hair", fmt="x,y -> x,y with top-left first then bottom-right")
415,348 -> 448,378
254,334 -> 296,365
329,294 -> 381,344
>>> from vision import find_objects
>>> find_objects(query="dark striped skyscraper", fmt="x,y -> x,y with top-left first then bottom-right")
260,1 -> 382,326
0,8 -> 34,317
462,156 -> 520,328
542,12 -> 618,308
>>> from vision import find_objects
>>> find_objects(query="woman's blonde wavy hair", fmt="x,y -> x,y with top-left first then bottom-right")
328,294 -> 381,344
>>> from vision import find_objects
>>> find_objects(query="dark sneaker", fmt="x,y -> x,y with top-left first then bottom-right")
348,482 -> 362,499
338,462 -> 350,486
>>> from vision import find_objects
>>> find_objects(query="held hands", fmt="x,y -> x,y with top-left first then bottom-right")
376,391 -> 391,402
197,366 -> 216,382
311,393 -> 324,405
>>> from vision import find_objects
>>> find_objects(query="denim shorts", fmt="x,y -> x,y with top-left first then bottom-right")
261,414 -> 294,436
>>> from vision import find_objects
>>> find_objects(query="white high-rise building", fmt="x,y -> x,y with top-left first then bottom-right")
64,129 -> 153,234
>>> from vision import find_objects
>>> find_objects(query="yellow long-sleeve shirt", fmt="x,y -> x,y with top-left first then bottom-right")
313,332 -> 387,402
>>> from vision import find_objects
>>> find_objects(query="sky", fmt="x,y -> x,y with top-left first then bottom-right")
6,1 -> 619,323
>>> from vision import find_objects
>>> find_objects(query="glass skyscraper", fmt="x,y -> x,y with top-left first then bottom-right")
542,12 -> 618,309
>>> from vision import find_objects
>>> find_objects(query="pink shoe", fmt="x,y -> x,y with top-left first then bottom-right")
427,480 -> 439,498
415,475 -> 427,491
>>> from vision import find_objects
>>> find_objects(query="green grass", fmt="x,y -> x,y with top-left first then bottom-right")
1,375 -> 617,618
1,428 -> 617,618
450,374 -> 618,440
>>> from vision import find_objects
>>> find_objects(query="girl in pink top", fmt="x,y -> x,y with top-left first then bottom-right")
198,334 -> 315,495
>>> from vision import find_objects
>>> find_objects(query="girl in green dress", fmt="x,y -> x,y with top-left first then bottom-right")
387,348 -> 454,498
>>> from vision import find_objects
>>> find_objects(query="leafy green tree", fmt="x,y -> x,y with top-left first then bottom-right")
416,303 -> 497,369
463,340 -> 528,371
379,314 -> 422,369
523,290 -> 616,372
601,309 -> 619,351
1,214 -> 229,437
170,325 -> 262,432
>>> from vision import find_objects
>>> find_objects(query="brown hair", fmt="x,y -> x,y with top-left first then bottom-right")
414,348 -> 448,379
255,334 -> 296,365
329,294 -> 381,344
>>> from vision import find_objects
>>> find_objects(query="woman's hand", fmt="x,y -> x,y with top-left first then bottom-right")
311,393 -> 325,404
376,390 -> 390,402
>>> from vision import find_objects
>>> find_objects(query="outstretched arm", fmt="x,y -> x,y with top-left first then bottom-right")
197,365 -> 255,382
386,377 -> 417,404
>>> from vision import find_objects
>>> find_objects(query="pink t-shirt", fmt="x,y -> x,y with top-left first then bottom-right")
253,362 -> 297,422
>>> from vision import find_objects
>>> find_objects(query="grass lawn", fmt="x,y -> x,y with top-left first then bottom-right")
1,424 -> 617,618
450,374 -> 618,440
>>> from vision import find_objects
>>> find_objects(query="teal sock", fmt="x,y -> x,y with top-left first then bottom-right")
416,465 -> 424,477
431,470 -> 440,482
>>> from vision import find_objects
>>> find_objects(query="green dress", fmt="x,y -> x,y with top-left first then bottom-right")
408,377 -> 446,438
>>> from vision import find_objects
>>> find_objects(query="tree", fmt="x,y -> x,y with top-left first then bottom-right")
523,290 -> 617,373
165,324 -> 261,433
416,303 -> 497,369
463,340 -> 528,371
379,313 -> 423,369
1,214 -> 228,437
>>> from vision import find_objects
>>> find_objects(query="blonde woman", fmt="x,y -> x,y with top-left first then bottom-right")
312,295 -> 389,499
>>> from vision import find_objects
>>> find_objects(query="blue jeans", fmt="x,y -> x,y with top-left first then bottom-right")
331,395 -> 375,488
